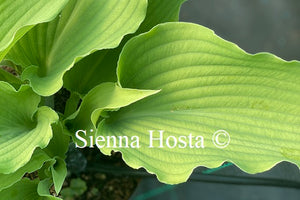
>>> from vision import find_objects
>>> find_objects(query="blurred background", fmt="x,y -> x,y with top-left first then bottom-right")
180,0 -> 300,60
130,0 -> 300,199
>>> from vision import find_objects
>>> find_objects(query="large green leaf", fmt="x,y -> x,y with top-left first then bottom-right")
6,0 -> 147,96
65,82 -> 159,142
97,22 -> 300,184
0,82 -> 58,174
0,0 -> 68,61
0,149 -> 52,192
63,0 -> 186,96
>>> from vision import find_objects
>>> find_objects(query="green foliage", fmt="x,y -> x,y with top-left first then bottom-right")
65,82 -> 159,139
0,149 -> 52,192
0,82 -> 58,174
0,0 -> 299,198
63,0 -> 186,96
6,0 -> 148,96
0,0 -> 69,61
61,178 -> 87,200
100,22 -> 300,183
0,178 -> 62,200
0,67 -> 22,89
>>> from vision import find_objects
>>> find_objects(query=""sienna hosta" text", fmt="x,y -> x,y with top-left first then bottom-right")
75,130 -> 205,149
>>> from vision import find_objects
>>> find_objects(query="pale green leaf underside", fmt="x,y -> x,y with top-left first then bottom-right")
63,0 -> 187,96
0,0 -> 68,61
0,82 -> 58,174
0,149 -> 52,192
6,0 -> 147,96
98,22 -> 300,184
65,82 -> 159,140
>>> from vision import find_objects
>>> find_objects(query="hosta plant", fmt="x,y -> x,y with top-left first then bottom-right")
0,0 -> 299,199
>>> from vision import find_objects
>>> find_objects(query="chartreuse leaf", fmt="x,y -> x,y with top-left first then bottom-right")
63,0 -> 187,96
97,22 -> 300,184
6,0 -> 147,96
0,82 -> 58,174
65,82 -> 159,141
0,178 -> 61,200
0,0 -> 68,61
0,149 -> 52,192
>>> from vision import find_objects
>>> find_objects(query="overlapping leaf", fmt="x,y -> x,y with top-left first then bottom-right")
96,22 -> 300,183
0,149 -> 52,191
63,50 -> 119,96
63,0 -> 186,96
38,179 -> 62,199
0,0 -> 68,61
6,0 -> 147,96
137,0 -> 186,34
51,157 -> 67,194
42,123 -> 69,194
65,82 -> 159,143
43,122 -> 69,159
0,82 -> 58,174
0,178 -> 61,200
